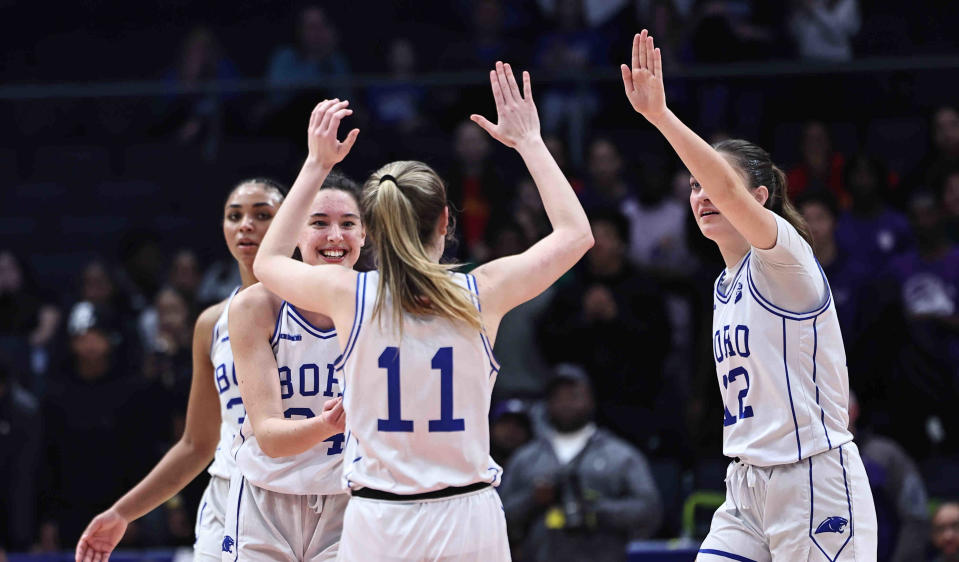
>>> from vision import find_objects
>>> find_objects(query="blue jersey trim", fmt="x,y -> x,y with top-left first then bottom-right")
812,317 -> 833,450
286,304 -> 337,339
466,274 -> 500,372
783,318 -> 802,461
714,253 -> 751,304
211,286 -> 241,356
334,272 -> 367,370
745,256 -> 832,320
270,301 -> 287,347
698,549 -> 758,562
233,423 -> 246,460
808,445 -> 854,561
233,477 -> 244,562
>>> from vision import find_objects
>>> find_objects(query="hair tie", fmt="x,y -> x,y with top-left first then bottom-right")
379,174 -> 397,185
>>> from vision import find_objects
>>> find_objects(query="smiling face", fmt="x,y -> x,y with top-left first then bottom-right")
223,182 -> 283,268
298,189 -> 365,269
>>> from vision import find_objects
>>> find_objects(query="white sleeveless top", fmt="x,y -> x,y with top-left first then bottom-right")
338,271 -> 502,494
713,215 -> 853,466
231,302 -> 346,495
208,287 -> 244,479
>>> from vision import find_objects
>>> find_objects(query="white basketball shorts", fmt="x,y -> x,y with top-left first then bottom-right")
337,486 -> 510,561
221,472 -> 348,561
697,442 -> 877,561
195,475 -> 230,561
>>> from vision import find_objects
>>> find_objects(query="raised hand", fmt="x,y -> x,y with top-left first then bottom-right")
621,30 -> 667,122
76,510 -> 128,562
471,62 -> 541,150
307,99 -> 360,169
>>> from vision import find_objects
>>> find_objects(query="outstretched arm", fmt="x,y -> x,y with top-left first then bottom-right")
253,99 -> 359,316
622,30 -> 777,249
229,284 -> 344,458
471,62 -> 593,330
76,305 -> 224,562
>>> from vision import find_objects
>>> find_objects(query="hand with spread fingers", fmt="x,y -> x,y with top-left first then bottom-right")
620,29 -> 667,124
307,98 -> 360,169
470,61 -> 541,151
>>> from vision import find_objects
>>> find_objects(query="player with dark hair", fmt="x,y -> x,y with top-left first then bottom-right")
76,179 -> 286,562
222,171 -> 364,561
620,30 -> 877,561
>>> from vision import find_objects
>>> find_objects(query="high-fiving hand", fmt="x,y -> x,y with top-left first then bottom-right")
307,99 -> 360,169
471,61 -> 541,150
620,30 -> 667,123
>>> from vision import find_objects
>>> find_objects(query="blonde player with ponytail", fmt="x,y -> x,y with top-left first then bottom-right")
254,62 -> 592,560
621,30 -> 877,561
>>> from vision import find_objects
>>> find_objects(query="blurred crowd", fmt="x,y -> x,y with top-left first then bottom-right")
3,1 -> 959,560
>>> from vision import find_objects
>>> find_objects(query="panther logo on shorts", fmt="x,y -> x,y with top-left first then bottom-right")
222,535 -> 235,553
814,516 -> 848,534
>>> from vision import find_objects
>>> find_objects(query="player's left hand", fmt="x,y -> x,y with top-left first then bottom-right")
307,99 -> 360,169
471,62 -> 541,150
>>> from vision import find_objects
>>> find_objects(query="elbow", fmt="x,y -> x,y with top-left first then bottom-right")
258,440 -> 285,459
578,229 -> 595,256
252,255 -> 268,285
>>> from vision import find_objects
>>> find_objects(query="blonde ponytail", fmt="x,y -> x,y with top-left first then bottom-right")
362,161 -> 481,332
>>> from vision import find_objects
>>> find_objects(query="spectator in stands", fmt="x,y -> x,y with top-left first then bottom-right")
490,399 -> 534,467
155,27 -> 239,147
440,0 -> 524,71
445,120 -> 510,261
579,139 -> 646,255
140,288 -> 194,436
259,5 -> 351,131
488,221 -> 556,401
499,365 -> 662,561
366,38 -> 426,135
788,0 -> 861,61
0,250 -> 60,389
686,1 -> 787,62
787,121 -> 849,206
166,249 -> 202,314
836,153 -> 914,266
628,163 -> 688,270
938,168 -> 959,244
932,502 -> 959,562
0,353 -> 41,552
40,303 -> 155,547
903,105 -> 959,201
797,191 -> 871,344
538,209 -> 675,453
868,191 -> 959,458
533,0 -> 606,141
849,392 -> 929,562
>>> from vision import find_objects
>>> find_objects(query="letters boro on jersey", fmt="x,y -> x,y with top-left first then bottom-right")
713,324 -> 750,363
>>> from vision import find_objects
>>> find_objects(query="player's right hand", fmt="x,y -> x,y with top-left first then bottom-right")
306,99 -> 360,170
75,509 -> 128,562
621,29 -> 667,123
319,396 -> 346,434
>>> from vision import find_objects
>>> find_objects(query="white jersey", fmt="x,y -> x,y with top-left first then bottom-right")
208,288 -> 245,479
338,271 -> 502,494
231,302 -> 346,495
712,215 -> 853,466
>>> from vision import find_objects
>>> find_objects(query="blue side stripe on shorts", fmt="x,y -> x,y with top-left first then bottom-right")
233,477 -> 244,562
698,548 -> 758,562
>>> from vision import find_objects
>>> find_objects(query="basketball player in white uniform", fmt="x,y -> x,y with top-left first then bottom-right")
222,173 -> 363,561
252,64 -> 593,560
620,31 -> 877,561
76,180 -> 286,562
